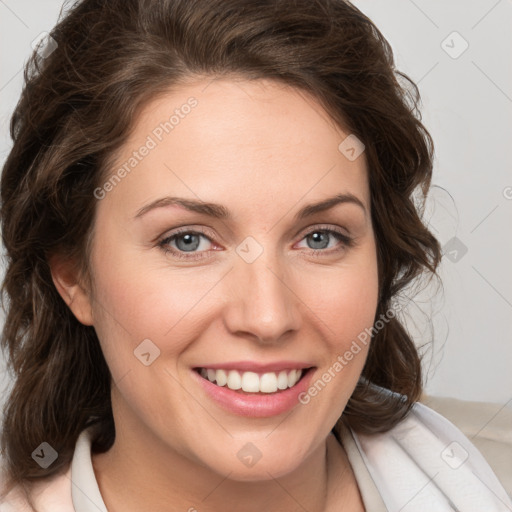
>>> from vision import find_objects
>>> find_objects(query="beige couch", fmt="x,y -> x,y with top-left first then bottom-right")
421,394 -> 512,499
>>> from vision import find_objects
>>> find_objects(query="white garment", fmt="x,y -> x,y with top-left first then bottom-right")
1,401 -> 511,511
351,402 -> 512,511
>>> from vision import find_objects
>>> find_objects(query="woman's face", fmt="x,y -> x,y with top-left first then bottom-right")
76,77 -> 378,479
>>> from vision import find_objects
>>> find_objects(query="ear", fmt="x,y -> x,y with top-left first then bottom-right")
48,253 -> 94,326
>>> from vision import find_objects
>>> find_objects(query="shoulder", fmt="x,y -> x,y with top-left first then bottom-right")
0,460 -> 73,512
351,400 -> 512,512
421,394 -> 512,496
0,426 -> 102,512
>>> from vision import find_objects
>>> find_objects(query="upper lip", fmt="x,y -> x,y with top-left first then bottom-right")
194,361 -> 314,373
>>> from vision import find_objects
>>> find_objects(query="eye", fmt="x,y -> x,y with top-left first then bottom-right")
158,225 -> 354,262
158,228 -> 216,261
295,226 -> 354,256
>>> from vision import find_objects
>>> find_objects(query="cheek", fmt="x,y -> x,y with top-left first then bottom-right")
87,261 -> 214,424
307,259 -> 379,344
294,257 -> 379,426
89,253 -> 222,372
302,246 -> 379,376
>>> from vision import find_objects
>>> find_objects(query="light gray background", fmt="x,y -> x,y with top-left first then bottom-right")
0,0 -> 511,409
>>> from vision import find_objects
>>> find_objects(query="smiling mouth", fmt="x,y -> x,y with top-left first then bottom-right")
194,367 -> 313,394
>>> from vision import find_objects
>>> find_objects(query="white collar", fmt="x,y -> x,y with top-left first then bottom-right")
70,427 -> 108,512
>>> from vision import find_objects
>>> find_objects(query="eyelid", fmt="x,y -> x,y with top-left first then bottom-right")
157,227 -> 217,262
294,225 -> 354,256
158,225 -> 216,243
157,223 -> 354,261
159,223 -> 350,245
295,223 -> 351,241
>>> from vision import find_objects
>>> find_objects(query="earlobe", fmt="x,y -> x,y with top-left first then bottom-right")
48,254 -> 94,326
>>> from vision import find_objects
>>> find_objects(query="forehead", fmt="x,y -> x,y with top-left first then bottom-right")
99,77 -> 370,220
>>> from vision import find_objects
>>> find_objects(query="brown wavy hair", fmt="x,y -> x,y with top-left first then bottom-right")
0,0 -> 441,501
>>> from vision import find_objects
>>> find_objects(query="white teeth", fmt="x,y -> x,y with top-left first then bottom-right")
227,370 -> 242,390
199,368 -> 304,393
241,372 -> 260,392
216,369 -> 227,387
277,371 -> 289,390
288,369 -> 299,387
260,372 -> 278,393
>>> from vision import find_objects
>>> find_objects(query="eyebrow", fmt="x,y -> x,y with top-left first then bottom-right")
134,192 -> 367,221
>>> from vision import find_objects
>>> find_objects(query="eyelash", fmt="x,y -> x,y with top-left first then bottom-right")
157,225 -> 354,261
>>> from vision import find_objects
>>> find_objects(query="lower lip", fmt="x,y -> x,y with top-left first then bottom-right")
192,368 -> 315,418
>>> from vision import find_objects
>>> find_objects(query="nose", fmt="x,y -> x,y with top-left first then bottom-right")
222,249 -> 302,345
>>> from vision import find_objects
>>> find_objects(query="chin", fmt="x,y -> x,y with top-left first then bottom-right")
218,457 -> 305,482
197,439 -> 315,483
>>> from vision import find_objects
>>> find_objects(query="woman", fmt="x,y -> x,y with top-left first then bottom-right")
0,0 -> 510,510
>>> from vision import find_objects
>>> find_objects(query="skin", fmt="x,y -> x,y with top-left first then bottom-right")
51,77 -> 379,511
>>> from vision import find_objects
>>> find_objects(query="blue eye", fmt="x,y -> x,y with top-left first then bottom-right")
298,229 -> 353,252
158,225 -> 353,261
158,228 -> 214,261
171,232 -> 203,252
